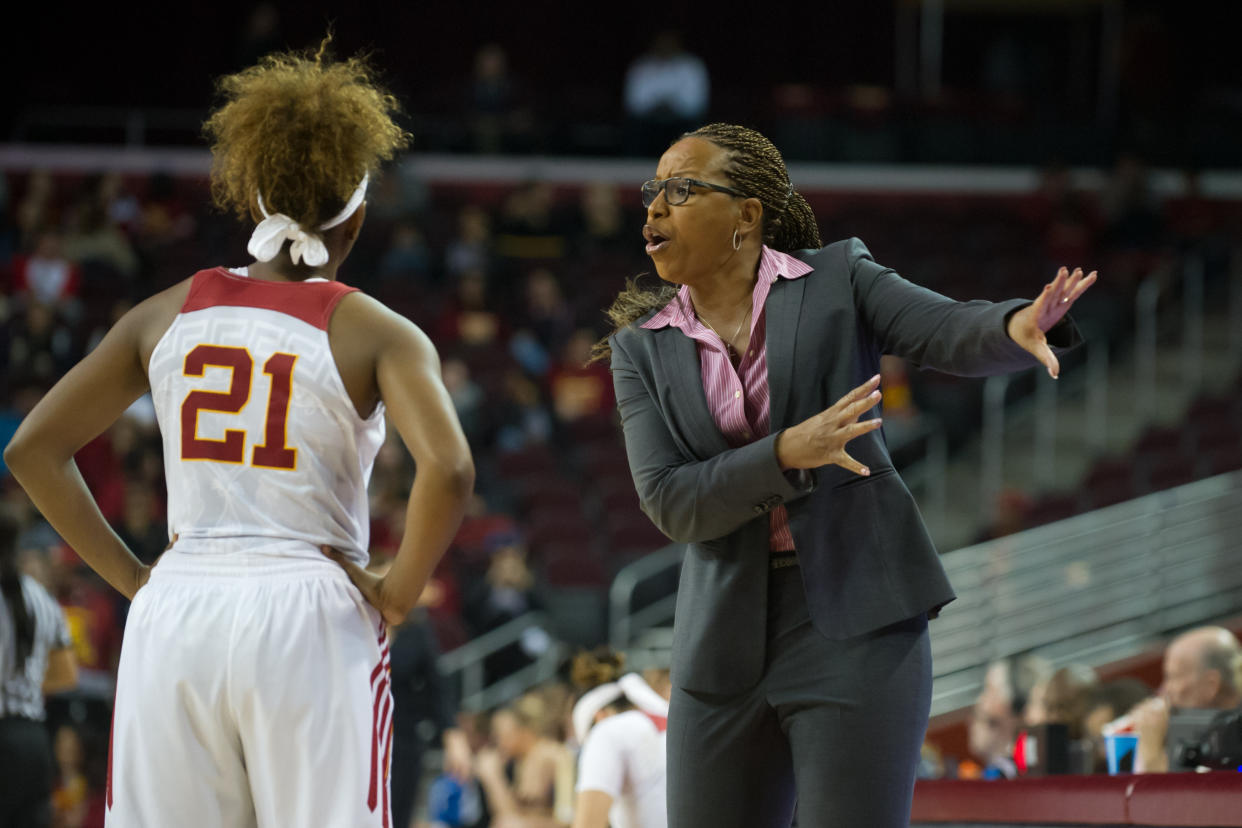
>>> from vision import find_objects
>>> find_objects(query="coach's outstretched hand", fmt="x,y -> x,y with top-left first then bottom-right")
1007,266 -> 1097,379
322,545 -> 411,626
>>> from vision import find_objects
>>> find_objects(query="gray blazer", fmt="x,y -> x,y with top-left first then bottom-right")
609,238 -> 1081,694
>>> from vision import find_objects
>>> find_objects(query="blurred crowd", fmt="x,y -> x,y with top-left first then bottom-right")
1,150 -> 1240,825
942,625 -> 1242,781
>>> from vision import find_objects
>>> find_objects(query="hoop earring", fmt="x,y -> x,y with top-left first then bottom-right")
732,229 -> 741,251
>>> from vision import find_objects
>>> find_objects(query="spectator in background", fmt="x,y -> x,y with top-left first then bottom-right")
113,480 -> 166,567
365,163 -> 430,223
49,552 -> 120,700
877,355 -> 922,450
1032,162 -> 1097,276
464,542 -> 546,684
496,182 -> 570,265
495,371 -> 554,454
469,44 -> 537,154
519,268 -> 574,357
51,723 -> 89,827
1084,677 -> 1152,773
11,230 -> 81,311
379,221 -> 432,284
1,505 -> 78,828
0,172 -> 17,265
62,176 -> 139,280
446,205 -> 494,278
15,171 -> 54,245
575,182 -> 629,259
7,302 -> 79,388
1025,663 -> 1099,771
475,693 -> 574,827
442,357 -> 489,448
234,2 -> 282,70
548,330 -> 613,424
1131,626 -> 1242,772
436,269 -> 505,348
623,32 -> 710,156
1099,153 -> 1168,292
968,655 -> 1052,779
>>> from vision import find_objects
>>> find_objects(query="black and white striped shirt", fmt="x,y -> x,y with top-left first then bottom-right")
1,574 -> 71,720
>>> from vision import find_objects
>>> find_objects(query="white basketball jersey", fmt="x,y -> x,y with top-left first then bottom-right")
148,267 -> 385,564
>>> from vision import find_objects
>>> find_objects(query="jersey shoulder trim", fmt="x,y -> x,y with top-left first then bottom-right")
180,268 -> 359,331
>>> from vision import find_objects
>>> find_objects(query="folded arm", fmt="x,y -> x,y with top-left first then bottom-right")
611,335 -> 812,545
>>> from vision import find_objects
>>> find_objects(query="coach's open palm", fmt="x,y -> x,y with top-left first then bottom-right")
1007,266 -> 1097,378
321,546 -> 410,626
774,375 -> 885,476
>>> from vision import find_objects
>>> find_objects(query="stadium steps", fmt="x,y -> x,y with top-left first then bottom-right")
929,312 -> 1242,552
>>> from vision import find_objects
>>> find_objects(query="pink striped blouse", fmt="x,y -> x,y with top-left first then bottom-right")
642,246 -> 812,552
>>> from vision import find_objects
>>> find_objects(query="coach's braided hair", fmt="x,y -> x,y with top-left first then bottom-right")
204,36 -> 408,234
590,123 -> 823,363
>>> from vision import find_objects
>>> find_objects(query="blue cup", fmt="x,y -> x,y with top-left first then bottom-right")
1104,733 -> 1139,774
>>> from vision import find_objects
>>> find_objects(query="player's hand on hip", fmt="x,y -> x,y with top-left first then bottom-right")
1007,266 -> 1098,379
774,374 -> 883,475
321,545 -> 408,626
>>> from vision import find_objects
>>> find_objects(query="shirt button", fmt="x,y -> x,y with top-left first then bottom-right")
734,390 -> 741,398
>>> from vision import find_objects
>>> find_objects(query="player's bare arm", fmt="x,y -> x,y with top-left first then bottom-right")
4,281 -> 189,600
323,292 -> 475,624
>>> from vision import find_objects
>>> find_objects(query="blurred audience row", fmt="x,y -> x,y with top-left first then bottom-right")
953,625 -> 1242,780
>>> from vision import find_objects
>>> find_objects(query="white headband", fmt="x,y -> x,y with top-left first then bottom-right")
248,174 -> 369,267
571,672 -> 670,743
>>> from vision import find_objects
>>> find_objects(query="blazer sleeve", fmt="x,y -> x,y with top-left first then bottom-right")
610,333 -> 815,545
846,237 -> 1081,375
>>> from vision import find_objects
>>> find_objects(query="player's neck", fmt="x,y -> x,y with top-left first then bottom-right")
248,257 -> 339,283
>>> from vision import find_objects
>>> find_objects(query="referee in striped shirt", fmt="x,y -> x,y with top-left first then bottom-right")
1,505 -> 78,827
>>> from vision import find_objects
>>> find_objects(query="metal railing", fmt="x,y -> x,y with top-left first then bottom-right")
929,470 -> 1242,716
608,545 -> 682,650
437,611 -> 565,712
979,251 -> 1240,528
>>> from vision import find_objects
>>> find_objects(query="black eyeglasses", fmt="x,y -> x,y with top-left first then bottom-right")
641,177 -> 746,209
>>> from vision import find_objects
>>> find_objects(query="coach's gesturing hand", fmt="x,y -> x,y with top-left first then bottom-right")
774,374 -> 884,476
1007,265 -> 1097,379
322,546 -> 412,626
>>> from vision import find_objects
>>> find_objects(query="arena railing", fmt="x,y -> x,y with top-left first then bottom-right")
436,610 -> 565,712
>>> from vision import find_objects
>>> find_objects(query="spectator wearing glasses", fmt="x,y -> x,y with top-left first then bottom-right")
592,123 -> 1094,827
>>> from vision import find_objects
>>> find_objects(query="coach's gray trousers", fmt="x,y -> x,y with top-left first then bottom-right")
667,563 -> 932,828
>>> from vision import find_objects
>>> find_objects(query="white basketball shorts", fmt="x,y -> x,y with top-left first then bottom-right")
105,548 -> 394,827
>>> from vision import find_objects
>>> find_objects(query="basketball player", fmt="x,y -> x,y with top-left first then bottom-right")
4,41 -> 474,827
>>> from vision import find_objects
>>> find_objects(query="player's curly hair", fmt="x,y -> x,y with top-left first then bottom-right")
569,647 -> 627,691
590,123 -> 823,363
203,36 -> 409,231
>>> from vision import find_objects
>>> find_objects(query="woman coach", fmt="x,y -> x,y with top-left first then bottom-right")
593,123 -> 1094,827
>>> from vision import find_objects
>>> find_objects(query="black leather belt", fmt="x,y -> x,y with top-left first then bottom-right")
770,552 -> 799,570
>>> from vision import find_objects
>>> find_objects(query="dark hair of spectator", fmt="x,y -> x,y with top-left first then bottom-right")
591,123 -> 823,363
203,35 -> 409,234
1092,677 -> 1152,718
0,504 -> 35,670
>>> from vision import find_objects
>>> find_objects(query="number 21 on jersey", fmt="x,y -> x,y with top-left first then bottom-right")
180,344 -> 298,470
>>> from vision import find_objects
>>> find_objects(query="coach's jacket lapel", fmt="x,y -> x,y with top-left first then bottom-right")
765,273 -> 806,430
661,326 -> 731,460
